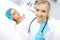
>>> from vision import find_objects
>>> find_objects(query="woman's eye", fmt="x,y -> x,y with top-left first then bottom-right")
36,9 -> 39,11
41,10 -> 46,13
13,13 -> 15,15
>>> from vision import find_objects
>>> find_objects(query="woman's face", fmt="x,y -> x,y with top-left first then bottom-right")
11,10 -> 21,20
34,4 -> 49,23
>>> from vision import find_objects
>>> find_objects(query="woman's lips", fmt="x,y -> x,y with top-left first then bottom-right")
37,16 -> 43,18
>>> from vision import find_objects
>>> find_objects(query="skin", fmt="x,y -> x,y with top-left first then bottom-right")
11,9 -> 25,24
34,3 -> 50,24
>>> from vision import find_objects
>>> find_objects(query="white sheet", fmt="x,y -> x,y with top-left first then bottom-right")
0,1 -> 28,40
0,1 -> 35,40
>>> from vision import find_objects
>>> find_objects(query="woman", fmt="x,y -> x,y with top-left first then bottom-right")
29,0 -> 55,40
6,8 -> 25,24
5,8 -> 28,40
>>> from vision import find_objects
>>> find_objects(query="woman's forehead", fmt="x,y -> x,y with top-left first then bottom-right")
34,4 -> 49,10
11,9 -> 16,13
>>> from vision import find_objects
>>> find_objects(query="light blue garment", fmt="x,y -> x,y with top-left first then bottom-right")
35,22 -> 50,40
6,8 -> 13,20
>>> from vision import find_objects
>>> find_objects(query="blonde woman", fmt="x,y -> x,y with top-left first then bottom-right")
29,0 -> 55,40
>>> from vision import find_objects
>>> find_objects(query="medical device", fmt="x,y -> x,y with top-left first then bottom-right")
28,17 -> 48,35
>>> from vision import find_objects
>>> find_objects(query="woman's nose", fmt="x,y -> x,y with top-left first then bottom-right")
38,12 -> 42,16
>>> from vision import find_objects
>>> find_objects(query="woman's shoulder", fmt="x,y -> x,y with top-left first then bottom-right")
49,18 -> 56,22
48,18 -> 56,31
48,18 -> 60,32
48,18 -> 60,26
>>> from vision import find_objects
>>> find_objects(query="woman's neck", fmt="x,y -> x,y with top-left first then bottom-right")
38,18 -> 47,24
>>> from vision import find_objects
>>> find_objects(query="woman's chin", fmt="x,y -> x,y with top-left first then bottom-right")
37,19 -> 43,23
37,18 -> 45,24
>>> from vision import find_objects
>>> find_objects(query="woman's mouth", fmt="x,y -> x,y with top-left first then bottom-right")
37,16 -> 43,18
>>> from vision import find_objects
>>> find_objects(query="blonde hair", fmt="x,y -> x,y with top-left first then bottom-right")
34,0 -> 50,10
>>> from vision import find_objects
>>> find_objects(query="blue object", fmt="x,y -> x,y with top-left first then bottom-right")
6,8 -> 13,20
35,23 -> 50,40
